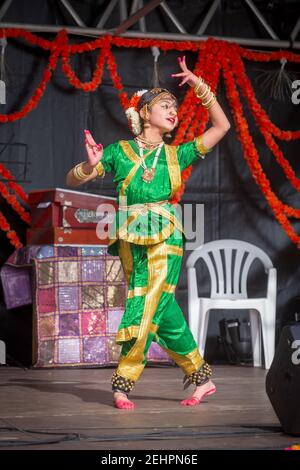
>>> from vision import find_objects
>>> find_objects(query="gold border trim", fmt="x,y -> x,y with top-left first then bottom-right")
165,245 -> 183,256
150,205 -> 184,234
95,160 -> 105,177
116,323 -> 159,343
165,144 -> 182,198
163,283 -> 176,294
161,346 -> 204,376
195,134 -> 212,155
116,242 -> 168,381
127,282 -> 176,299
118,239 -> 133,285
119,141 -> 140,196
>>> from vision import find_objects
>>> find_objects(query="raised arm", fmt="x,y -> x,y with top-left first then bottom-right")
171,56 -> 231,150
66,130 -> 104,187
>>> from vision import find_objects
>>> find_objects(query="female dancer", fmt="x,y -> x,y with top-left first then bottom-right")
66,56 -> 231,409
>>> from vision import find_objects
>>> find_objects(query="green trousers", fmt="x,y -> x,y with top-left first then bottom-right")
111,227 -> 211,392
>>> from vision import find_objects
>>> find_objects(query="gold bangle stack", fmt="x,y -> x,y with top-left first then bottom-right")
73,162 -> 93,181
194,77 -> 217,110
194,76 -> 205,94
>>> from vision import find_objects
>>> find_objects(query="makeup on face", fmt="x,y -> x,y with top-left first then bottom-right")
158,99 -> 178,126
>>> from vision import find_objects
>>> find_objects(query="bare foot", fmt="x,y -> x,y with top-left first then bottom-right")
181,380 -> 216,406
113,392 -> 135,409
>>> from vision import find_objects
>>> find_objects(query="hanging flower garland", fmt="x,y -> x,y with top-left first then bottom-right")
0,163 -> 30,249
0,29 -> 298,124
172,42 -> 212,145
222,54 -> 300,247
171,39 -> 221,204
170,50 -> 210,203
188,43 -> 221,141
61,36 -> 109,91
0,211 -> 23,250
105,47 -> 129,109
0,163 -> 28,204
233,49 -> 300,141
0,182 -> 30,224
0,29 -> 66,123
228,48 -> 300,220
241,45 -> 300,64
0,30 -> 299,247
0,28 -> 53,50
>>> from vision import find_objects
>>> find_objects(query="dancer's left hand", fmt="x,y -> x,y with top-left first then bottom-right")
171,56 -> 200,88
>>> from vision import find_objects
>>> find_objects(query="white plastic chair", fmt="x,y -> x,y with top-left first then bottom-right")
186,239 -> 277,369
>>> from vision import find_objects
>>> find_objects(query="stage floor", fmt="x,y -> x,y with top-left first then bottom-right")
0,364 -> 298,450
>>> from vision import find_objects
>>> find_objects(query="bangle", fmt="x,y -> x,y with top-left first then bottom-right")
194,77 -> 217,110
202,93 -> 216,107
196,84 -> 211,100
203,94 -> 217,109
73,162 -> 93,181
204,97 -> 217,110
194,76 -> 205,94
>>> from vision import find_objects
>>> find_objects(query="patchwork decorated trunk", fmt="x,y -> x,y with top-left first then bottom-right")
27,188 -> 117,245
30,245 -> 172,368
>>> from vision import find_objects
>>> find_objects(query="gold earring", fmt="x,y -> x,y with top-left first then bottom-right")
142,104 -> 151,128
143,110 -> 151,128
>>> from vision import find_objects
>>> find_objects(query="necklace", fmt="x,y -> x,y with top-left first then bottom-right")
137,141 -> 164,183
135,135 -> 164,148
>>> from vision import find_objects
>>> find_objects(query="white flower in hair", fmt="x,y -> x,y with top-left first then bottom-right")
126,89 -> 148,136
125,107 -> 140,135
136,89 -> 148,97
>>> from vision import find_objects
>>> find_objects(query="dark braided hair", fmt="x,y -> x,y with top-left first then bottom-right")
137,88 -> 178,112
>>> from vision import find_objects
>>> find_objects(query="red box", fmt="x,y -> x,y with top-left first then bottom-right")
26,227 -> 110,245
27,188 -> 117,246
28,188 -> 117,230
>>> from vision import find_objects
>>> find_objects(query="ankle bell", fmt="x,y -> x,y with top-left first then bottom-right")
183,362 -> 212,389
111,372 -> 135,394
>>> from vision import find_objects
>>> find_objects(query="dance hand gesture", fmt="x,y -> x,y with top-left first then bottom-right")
171,56 -> 200,88
84,129 -> 103,168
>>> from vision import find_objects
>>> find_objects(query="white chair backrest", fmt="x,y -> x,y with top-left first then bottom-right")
186,239 -> 273,299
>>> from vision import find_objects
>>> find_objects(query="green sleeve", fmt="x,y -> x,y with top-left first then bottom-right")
177,134 -> 213,172
95,142 -> 118,177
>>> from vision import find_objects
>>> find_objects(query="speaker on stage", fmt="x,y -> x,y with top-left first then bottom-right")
266,324 -> 300,435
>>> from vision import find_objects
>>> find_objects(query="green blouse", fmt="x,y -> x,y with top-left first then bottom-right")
95,136 -> 211,255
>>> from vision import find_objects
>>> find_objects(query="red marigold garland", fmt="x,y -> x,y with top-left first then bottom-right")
0,182 -> 30,224
105,47 -> 129,109
61,37 -> 108,91
0,210 -> 23,249
222,54 -> 300,247
230,49 -> 300,215
233,45 -> 300,141
0,163 -> 28,204
0,30 -> 299,246
0,30 -> 66,123
171,39 -> 219,204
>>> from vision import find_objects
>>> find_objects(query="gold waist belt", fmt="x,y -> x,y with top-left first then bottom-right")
118,199 -> 169,211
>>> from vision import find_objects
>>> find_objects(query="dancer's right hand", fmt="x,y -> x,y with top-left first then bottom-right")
84,129 -> 103,168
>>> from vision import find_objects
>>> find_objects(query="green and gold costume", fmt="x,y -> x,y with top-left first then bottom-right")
96,136 -> 213,393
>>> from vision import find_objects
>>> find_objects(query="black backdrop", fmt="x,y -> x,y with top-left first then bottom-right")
1,0 -> 300,363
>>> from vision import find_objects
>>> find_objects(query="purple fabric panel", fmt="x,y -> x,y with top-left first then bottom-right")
83,337 -> 108,364
147,342 -> 171,362
0,265 -> 32,309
